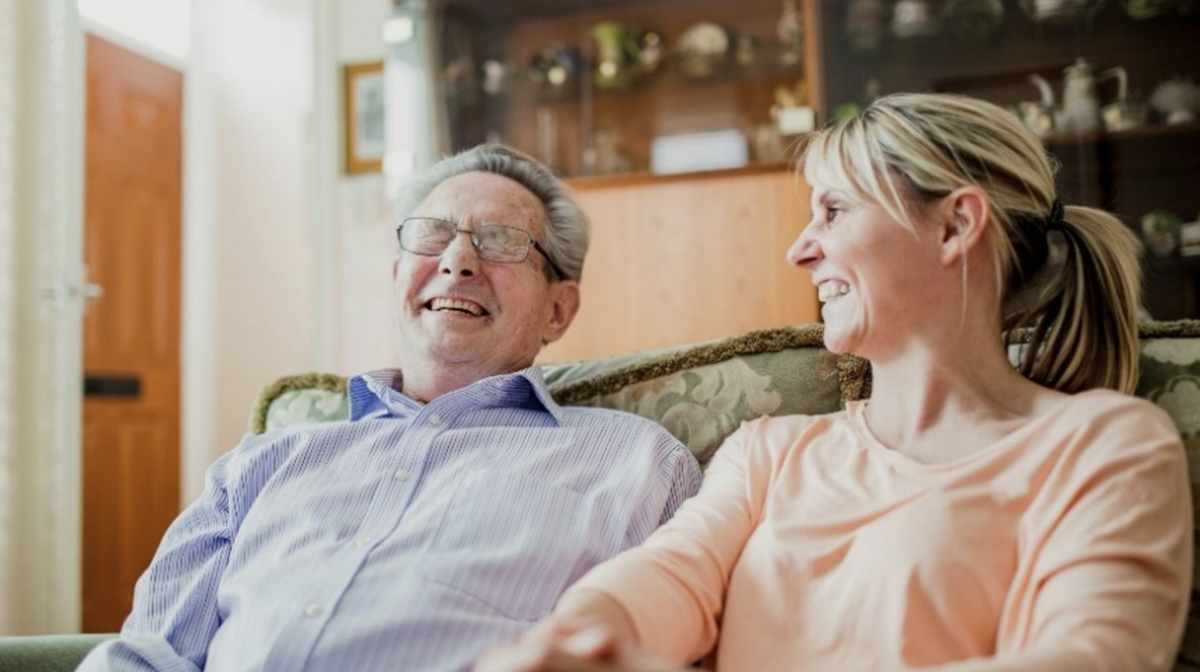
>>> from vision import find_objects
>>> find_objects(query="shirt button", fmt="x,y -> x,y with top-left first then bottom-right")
304,604 -> 324,618
427,414 -> 442,426
393,469 -> 409,482
353,537 -> 372,548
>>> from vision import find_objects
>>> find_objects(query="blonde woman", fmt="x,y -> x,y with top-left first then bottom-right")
476,93 -> 1192,672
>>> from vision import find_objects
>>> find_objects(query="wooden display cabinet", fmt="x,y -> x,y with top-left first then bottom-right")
409,0 -> 1200,363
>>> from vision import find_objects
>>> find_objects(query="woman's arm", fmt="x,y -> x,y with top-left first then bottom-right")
475,592 -> 686,672
477,417 -> 783,671
561,418 -> 774,662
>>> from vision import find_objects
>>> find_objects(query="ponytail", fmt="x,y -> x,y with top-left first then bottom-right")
1003,205 -> 1142,394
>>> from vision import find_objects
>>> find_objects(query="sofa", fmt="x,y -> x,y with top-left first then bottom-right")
3,321 -> 1199,672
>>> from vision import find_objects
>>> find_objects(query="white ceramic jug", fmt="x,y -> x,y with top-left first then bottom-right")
1058,57 -> 1102,133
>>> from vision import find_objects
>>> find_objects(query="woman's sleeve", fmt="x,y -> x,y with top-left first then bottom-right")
928,401 -> 1192,672
562,418 -> 777,664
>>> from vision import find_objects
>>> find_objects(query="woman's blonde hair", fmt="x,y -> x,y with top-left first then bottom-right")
800,93 -> 1142,394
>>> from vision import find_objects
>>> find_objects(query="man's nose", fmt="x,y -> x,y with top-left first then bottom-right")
439,231 -> 481,277
786,225 -> 823,269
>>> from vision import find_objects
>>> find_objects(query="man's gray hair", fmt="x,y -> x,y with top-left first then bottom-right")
394,144 -> 590,282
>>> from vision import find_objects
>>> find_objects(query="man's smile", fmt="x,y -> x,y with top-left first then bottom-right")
425,296 -> 489,317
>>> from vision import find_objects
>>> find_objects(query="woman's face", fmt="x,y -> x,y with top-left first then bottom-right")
787,172 -> 948,359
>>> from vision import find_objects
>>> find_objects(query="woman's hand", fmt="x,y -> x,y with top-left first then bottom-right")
475,620 -> 685,672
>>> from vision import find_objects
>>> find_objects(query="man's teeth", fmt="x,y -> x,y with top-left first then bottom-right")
429,297 -> 484,316
818,282 -> 850,302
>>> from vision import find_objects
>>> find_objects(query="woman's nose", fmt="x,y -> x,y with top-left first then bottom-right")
786,225 -> 823,269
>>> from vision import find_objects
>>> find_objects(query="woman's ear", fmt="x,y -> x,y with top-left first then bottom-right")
939,186 -> 990,267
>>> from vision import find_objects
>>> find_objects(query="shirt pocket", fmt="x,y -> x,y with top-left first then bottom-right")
421,468 -> 586,621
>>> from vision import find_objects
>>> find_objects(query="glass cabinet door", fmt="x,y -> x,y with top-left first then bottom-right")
431,0 -> 817,178
812,0 -> 1200,319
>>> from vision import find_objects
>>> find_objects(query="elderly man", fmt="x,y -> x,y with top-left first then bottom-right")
78,144 -> 702,672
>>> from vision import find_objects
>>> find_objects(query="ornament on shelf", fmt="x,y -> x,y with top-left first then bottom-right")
777,0 -> 803,66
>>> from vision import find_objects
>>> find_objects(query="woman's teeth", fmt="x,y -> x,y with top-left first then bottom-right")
819,282 -> 850,302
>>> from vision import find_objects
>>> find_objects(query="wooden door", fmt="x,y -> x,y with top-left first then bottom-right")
82,35 -> 183,633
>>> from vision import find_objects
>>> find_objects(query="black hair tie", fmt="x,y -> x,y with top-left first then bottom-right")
1046,198 -> 1065,232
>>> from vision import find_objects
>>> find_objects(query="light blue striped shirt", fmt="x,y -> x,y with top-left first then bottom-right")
79,367 -> 702,672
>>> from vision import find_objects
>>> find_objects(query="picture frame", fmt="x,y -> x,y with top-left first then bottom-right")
343,61 -> 386,174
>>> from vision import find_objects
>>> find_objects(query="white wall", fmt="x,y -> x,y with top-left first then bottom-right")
183,0 -> 318,496
333,0 -> 399,376
182,0 -> 398,500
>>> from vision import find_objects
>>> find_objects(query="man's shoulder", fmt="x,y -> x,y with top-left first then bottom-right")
226,420 -> 356,470
556,404 -> 663,429
554,405 -> 693,455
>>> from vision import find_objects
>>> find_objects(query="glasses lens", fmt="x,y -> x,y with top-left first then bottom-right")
474,224 -> 532,263
400,218 -> 454,255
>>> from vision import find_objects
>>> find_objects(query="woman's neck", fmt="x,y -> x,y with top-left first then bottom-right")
861,337 -> 1063,463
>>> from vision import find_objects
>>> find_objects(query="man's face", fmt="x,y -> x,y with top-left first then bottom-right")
393,171 -> 579,380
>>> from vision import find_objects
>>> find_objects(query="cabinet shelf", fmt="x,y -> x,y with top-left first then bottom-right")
1147,254 -> 1200,273
443,0 -> 667,22
567,161 -> 792,191
515,54 -> 805,106
1044,121 -> 1200,146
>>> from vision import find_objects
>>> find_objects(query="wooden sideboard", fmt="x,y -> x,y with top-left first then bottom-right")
541,166 -> 819,362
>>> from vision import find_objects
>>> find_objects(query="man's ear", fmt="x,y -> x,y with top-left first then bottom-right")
392,257 -> 400,280
939,186 -> 991,267
541,280 -> 581,346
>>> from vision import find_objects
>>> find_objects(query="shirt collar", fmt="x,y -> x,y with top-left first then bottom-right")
347,366 -> 564,424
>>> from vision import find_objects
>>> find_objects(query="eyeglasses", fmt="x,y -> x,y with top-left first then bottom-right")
396,217 -> 567,280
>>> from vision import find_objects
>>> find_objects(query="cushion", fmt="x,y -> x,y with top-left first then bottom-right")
251,325 -> 865,458
0,634 -> 114,672
251,373 -> 348,435
545,324 -> 857,465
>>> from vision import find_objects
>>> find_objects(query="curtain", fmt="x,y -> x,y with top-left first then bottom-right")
0,0 -> 85,635
0,0 -> 16,630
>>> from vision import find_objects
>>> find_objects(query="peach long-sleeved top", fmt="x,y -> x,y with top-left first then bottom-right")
567,390 -> 1192,671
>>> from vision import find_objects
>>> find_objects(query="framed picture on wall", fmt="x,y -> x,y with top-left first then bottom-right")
343,61 -> 385,174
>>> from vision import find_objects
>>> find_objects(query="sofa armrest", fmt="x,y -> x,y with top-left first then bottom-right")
0,634 -> 114,672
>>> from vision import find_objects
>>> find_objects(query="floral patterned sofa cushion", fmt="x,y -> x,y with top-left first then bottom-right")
252,373 -> 349,435
252,324 -> 860,465
253,321 -> 1198,468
